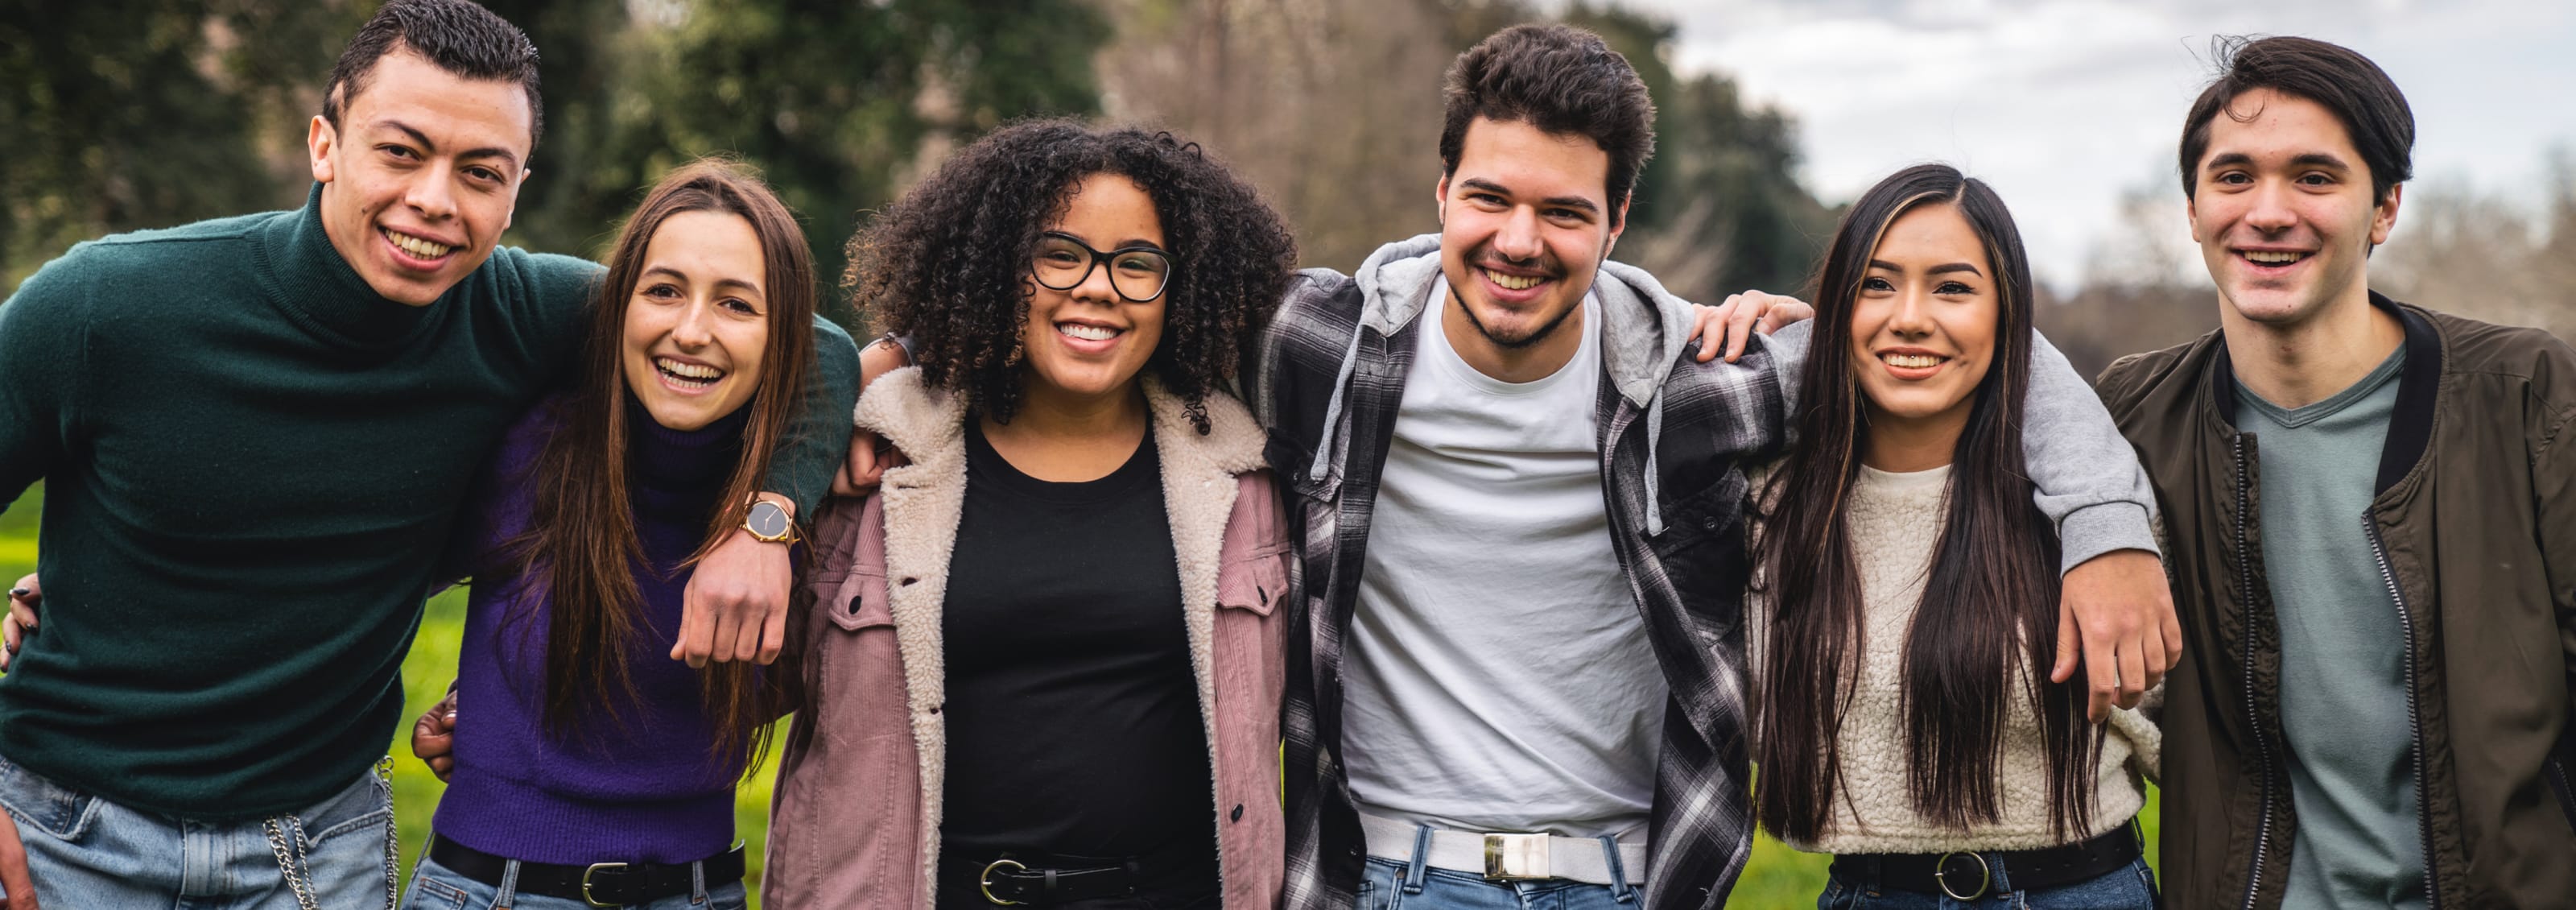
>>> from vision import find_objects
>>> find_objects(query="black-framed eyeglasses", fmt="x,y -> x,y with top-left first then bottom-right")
1029,231 -> 1174,303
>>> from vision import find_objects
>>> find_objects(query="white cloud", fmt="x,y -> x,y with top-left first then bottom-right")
1613,0 -> 2576,288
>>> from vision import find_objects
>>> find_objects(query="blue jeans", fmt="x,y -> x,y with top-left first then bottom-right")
1354,829 -> 1641,909
0,751 -> 398,909
1818,856 -> 2158,910
401,854 -> 747,910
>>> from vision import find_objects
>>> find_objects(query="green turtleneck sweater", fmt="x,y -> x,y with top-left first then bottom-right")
0,186 -> 855,818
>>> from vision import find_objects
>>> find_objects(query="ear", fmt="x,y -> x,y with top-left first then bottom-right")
2369,183 -> 2402,246
1435,173 -> 1451,225
2185,195 -> 2202,244
504,168 -> 531,232
308,115 -> 338,184
1606,191 -> 1633,252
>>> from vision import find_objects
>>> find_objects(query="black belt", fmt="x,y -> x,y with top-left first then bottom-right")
427,835 -> 745,907
939,843 -> 1212,907
1827,822 -> 2141,900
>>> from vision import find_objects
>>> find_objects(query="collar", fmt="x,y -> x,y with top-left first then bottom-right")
2208,291 -> 2442,494
250,183 -> 444,352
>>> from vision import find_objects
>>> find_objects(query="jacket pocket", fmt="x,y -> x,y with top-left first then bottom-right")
828,572 -> 894,631
1217,548 -> 1290,618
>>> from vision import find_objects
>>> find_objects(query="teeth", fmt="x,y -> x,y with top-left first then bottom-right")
1486,270 -> 1544,292
2243,250 -> 2306,264
1883,354 -> 1944,369
1059,323 -> 1120,341
385,229 -> 453,259
656,357 -> 722,386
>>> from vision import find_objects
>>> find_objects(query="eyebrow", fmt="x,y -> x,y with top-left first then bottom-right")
2202,151 -> 2351,172
1459,177 -> 1600,214
1867,259 -> 1984,278
642,265 -> 763,296
380,120 -> 521,170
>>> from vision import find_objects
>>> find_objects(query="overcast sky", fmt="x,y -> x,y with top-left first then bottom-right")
1609,0 -> 2576,288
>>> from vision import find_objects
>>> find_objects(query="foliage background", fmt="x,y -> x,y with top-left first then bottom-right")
10,0 -> 2573,904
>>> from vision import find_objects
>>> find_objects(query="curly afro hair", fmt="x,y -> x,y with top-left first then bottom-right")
847,118 -> 1298,433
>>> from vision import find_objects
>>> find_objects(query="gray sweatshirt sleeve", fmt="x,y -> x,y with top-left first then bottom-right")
1764,321 -> 2161,573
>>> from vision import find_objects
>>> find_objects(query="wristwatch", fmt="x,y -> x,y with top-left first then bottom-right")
744,498 -> 799,544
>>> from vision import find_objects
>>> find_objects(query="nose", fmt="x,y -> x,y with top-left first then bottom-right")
2244,179 -> 2298,234
1072,254 -> 1121,305
1888,284 -> 1935,338
404,161 -> 459,223
1492,206 -> 1543,263
672,297 -> 715,349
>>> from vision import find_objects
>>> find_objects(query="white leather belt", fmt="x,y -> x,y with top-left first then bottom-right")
1359,813 -> 1647,886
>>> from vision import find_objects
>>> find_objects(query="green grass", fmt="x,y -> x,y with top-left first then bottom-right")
0,485 -> 2158,907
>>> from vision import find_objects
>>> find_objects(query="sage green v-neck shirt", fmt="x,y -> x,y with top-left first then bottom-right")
2236,345 -> 2428,910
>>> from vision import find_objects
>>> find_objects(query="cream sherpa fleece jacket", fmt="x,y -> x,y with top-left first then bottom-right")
1748,462 -> 2160,854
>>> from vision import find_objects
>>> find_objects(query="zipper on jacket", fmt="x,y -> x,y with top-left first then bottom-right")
2234,435 -> 2277,910
2549,756 -> 2576,831
2364,515 -> 2442,908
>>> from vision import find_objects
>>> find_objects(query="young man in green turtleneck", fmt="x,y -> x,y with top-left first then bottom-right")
0,2 -> 853,907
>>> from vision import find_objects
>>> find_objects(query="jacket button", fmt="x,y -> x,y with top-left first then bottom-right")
928,705 -> 941,715
1257,585 -> 1269,606
1702,516 -> 1719,530
1230,805 -> 1244,822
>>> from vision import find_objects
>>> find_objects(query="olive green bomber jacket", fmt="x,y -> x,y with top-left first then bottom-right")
2095,293 -> 2576,909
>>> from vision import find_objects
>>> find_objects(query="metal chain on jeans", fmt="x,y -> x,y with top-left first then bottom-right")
262,756 -> 402,910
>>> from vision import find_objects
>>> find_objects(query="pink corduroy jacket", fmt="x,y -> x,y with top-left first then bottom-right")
763,367 -> 1290,909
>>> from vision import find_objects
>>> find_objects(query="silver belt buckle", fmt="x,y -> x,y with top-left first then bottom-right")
1481,832 -> 1551,880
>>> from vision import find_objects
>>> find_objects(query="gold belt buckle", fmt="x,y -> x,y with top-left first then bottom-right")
580,862 -> 627,908
1482,832 -> 1551,881
1934,851 -> 1991,900
979,858 -> 1029,906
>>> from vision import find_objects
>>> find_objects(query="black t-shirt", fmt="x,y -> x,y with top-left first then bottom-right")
938,420 -> 1216,867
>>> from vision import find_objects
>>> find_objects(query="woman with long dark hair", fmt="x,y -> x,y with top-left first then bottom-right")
763,120 -> 1298,909
400,159 -> 853,910
1748,163 -> 2161,908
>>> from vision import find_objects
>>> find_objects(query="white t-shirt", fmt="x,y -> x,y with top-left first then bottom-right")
1342,279 -> 1665,838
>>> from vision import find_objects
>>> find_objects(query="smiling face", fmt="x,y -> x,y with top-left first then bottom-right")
308,48 -> 533,307
621,209 -> 771,431
1848,202 -> 2000,450
2188,88 -> 2401,329
1018,172 -> 1168,407
1436,117 -> 1628,374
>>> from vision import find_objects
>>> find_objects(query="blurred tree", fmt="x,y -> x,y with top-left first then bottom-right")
0,0 -> 353,288
1565,3 -> 1833,303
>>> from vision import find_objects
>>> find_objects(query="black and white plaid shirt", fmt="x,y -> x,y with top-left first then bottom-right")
1251,236 -> 1791,909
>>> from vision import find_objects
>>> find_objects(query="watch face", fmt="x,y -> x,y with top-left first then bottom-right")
749,502 -> 792,539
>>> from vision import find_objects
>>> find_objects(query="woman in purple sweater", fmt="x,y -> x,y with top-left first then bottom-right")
398,159 -> 840,910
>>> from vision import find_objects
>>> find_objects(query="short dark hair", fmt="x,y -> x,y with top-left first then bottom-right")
1439,23 -> 1656,225
2178,35 -> 2411,203
323,0 -> 543,149
847,120 -> 1298,432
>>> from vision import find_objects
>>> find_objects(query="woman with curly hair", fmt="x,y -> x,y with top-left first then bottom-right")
762,119 -> 1299,909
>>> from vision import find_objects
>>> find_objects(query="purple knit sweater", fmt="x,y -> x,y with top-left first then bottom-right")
431,395 -> 750,864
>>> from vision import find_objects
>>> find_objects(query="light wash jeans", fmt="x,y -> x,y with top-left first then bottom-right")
401,854 -> 746,910
1355,826 -> 1642,910
0,751 -> 397,910
1818,856 -> 2159,910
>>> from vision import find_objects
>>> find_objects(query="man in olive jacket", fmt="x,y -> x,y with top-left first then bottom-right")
2096,35 -> 2576,909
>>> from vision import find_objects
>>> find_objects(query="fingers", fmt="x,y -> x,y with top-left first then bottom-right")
411,690 -> 458,782
2083,626 -> 2119,723
757,599 -> 789,666
8,575 -> 35,603
2140,627 -> 2169,695
1757,298 -> 1817,333
2116,627 -> 2149,712
2050,599 -> 2080,685
1,614 -> 19,672
2158,597 -> 2186,672
1692,298 -> 1738,362
726,603 -> 763,664
0,814 -> 37,910
3,582 -> 39,673
832,428 -> 881,498
1724,294 -> 1762,362
672,580 -> 716,669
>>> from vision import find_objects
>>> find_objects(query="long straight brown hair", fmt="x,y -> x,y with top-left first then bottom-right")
511,158 -> 815,776
1750,163 -> 2102,844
